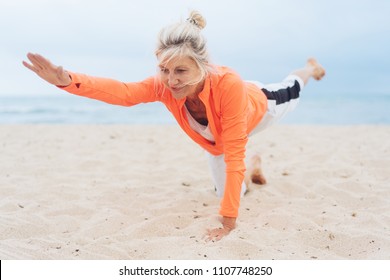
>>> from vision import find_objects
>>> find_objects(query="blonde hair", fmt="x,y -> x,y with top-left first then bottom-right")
155,10 -> 213,84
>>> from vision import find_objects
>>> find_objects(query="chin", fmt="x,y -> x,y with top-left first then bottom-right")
171,93 -> 187,100
170,87 -> 188,99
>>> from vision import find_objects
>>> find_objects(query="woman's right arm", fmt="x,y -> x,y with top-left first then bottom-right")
23,53 -> 160,106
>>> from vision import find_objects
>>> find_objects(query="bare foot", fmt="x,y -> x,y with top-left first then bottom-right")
307,58 -> 326,81
245,154 -> 267,188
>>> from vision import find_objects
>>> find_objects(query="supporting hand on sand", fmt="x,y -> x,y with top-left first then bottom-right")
204,216 -> 236,242
23,53 -> 72,87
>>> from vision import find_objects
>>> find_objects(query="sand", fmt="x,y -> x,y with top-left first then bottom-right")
0,124 -> 389,260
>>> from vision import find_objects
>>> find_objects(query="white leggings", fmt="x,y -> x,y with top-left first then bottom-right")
207,75 -> 305,197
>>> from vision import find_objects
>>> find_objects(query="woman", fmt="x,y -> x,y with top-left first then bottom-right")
23,11 -> 325,242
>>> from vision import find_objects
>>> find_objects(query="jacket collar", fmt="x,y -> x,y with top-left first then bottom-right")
176,75 -> 212,107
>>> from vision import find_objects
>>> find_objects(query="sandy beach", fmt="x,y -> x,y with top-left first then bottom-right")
0,124 -> 389,260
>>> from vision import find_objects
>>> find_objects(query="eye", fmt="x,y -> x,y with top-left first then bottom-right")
176,69 -> 187,74
160,67 -> 169,74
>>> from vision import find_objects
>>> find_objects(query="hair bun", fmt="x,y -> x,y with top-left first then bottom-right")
187,10 -> 206,30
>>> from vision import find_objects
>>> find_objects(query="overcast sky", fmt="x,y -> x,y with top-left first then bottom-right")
0,0 -> 389,96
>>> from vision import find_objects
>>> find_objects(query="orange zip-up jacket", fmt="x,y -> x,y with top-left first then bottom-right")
60,66 -> 267,217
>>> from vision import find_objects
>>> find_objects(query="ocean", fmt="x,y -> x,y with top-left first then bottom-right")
0,92 -> 389,125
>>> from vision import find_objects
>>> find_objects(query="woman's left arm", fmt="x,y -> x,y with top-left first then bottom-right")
205,76 -> 249,242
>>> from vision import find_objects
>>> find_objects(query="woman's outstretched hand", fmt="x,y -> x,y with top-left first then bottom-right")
23,53 -> 72,87
204,216 -> 236,242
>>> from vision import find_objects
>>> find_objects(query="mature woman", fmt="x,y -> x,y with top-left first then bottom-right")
23,10 -> 325,242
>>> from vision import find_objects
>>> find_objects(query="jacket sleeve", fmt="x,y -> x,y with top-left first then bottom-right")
219,77 -> 249,218
59,72 -> 161,106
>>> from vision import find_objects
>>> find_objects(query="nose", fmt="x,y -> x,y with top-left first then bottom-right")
168,73 -> 179,86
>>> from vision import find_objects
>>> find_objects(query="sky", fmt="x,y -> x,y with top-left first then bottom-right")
0,0 -> 389,96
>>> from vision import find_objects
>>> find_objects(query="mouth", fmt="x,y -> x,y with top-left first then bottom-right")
170,87 -> 184,92
170,86 -> 185,93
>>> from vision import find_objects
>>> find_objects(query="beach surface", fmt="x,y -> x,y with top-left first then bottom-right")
0,124 -> 389,259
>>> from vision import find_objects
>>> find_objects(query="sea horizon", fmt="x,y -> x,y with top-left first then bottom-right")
1,91 -> 389,125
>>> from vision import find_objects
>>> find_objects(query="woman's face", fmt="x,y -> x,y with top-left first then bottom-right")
158,56 -> 204,100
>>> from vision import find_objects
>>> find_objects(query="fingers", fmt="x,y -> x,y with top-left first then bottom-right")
26,53 -> 52,71
22,54 -> 42,74
26,53 -> 43,71
22,60 -> 37,73
203,228 -> 228,242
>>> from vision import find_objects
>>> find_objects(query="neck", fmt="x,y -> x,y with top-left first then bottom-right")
186,79 -> 205,102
